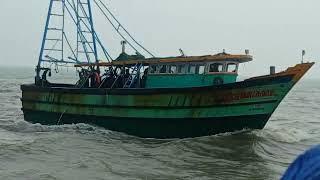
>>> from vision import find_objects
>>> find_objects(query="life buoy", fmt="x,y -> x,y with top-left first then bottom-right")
213,77 -> 224,85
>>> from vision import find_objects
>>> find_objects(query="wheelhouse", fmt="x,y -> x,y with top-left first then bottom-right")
146,60 -> 241,88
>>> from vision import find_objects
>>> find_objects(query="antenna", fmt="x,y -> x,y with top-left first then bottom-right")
302,50 -> 306,64
179,49 -> 186,57
121,41 -> 127,53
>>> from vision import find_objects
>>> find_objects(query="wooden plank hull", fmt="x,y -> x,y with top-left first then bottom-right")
21,63 -> 314,138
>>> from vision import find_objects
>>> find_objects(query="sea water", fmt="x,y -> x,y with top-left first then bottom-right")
0,66 -> 319,180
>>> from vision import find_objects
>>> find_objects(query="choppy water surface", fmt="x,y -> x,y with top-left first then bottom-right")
0,66 -> 319,180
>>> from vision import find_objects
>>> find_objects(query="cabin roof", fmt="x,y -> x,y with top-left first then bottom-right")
75,53 -> 253,67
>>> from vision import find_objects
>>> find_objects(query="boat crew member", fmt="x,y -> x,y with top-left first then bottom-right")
141,68 -> 149,88
41,68 -> 51,87
124,68 -> 131,86
78,69 -> 90,88
90,70 -> 101,88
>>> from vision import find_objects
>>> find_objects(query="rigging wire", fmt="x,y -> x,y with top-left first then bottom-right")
40,0 -> 155,70
92,0 -> 141,56
93,0 -> 156,57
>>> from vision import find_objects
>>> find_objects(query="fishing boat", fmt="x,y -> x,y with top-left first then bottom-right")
21,0 -> 314,138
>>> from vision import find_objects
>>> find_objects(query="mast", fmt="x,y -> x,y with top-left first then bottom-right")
36,0 -> 155,84
36,0 -> 107,82
36,0 -> 55,82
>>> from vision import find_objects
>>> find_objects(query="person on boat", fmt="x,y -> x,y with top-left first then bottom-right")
100,68 -> 110,88
77,71 -> 84,87
124,68 -> 131,85
116,68 -> 125,88
41,68 -> 51,87
141,68 -> 149,88
90,70 -> 101,88
77,69 -> 90,88
101,68 -> 116,88
109,67 -> 120,88
107,71 -> 116,88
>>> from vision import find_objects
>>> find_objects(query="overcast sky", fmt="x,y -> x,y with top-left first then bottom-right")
0,0 -> 319,79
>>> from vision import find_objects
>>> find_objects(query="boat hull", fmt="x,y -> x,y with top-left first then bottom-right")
23,110 -> 271,138
21,63 -> 314,138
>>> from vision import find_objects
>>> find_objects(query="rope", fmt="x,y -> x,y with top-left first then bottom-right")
57,109 -> 67,125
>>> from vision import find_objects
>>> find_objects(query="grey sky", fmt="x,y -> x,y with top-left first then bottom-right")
0,0 -> 319,79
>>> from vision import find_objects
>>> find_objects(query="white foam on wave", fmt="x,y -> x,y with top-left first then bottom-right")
254,126 -> 312,143
0,121 -> 113,136
2,120 -> 311,144
214,129 -> 252,137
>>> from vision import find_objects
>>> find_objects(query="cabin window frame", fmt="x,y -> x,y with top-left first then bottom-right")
197,64 -> 206,74
188,64 -> 197,74
148,62 -> 210,75
159,64 -> 168,74
208,62 -> 225,73
169,65 -> 177,74
226,62 -> 239,73
149,65 -> 159,74
177,64 -> 187,74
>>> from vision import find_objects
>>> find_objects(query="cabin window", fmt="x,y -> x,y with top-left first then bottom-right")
188,65 -> 196,74
198,65 -> 205,74
195,65 -> 200,74
170,65 -> 177,74
177,65 -> 186,73
209,63 -> 224,73
150,65 -> 157,74
227,63 -> 238,73
159,65 -> 167,73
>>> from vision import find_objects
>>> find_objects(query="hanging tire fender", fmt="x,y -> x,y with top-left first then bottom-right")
213,77 -> 224,85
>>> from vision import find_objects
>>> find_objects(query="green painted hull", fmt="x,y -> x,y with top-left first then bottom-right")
21,74 -> 296,138
23,110 -> 271,138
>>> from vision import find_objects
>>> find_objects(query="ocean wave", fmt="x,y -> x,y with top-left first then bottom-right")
0,121 -> 113,135
0,130 -> 36,156
0,89 -> 15,93
254,127 -> 312,143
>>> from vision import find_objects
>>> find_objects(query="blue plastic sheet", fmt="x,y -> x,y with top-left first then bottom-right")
282,145 -> 320,180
